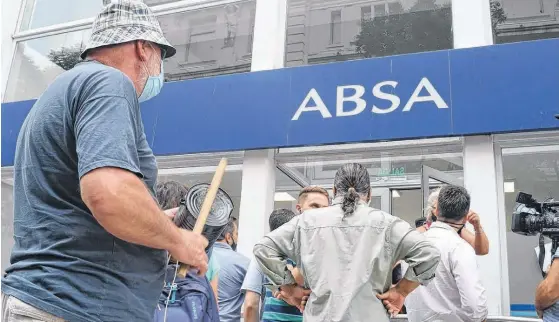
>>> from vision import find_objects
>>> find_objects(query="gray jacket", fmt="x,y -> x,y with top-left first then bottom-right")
253,198 -> 440,322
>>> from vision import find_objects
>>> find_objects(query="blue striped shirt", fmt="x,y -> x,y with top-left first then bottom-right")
261,289 -> 303,322
261,259 -> 303,322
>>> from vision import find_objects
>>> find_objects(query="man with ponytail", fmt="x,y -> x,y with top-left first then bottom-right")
253,163 -> 440,322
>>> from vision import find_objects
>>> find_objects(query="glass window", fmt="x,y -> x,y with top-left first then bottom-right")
500,143 -> 559,317
156,152 -> 245,223
275,139 -> 464,227
4,29 -> 91,103
159,1 -> 256,81
2,181 -> 14,274
285,0 -> 453,67
388,2 -> 404,14
0,153 -> 243,272
19,0 -> 104,31
18,0 -> 189,31
491,0 -> 559,44
5,1 -> 257,103
273,169 -> 305,214
361,6 -> 372,21
330,10 -> 342,44
158,165 -> 243,222
374,4 -> 386,17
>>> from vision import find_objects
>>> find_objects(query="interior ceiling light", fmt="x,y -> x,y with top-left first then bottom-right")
274,192 -> 296,202
504,181 -> 515,193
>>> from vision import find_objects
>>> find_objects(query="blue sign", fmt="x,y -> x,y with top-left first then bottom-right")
2,38 -> 559,166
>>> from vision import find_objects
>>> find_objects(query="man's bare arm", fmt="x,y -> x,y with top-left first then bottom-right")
536,258 -> 559,311
81,167 -> 208,273
243,291 -> 261,322
210,275 -> 219,304
460,211 -> 489,256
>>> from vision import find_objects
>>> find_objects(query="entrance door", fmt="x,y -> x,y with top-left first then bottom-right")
420,165 -> 464,213
370,188 -> 390,213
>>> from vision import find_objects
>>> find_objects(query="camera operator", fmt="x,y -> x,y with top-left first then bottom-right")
511,192 -> 559,321
535,247 -> 559,320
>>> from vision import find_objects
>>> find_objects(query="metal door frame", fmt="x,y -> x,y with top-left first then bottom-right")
421,165 -> 464,214
370,187 -> 391,213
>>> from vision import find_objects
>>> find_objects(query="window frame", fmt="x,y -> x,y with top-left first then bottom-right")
329,9 -> 342,45
360,5 -> 371,21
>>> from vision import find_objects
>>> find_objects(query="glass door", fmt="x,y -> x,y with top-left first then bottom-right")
275,138 -> 465,226
370,188 -> 390,213
420,165 -> 464,215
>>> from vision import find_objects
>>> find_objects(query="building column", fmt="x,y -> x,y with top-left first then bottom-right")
452,0 -> 494,48
453,0 -> 507,315
463,136 -> 510,316
236,0 -> 287,259
236,150 -> 276,258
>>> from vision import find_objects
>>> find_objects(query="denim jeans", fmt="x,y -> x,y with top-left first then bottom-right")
2,293 -> 65,322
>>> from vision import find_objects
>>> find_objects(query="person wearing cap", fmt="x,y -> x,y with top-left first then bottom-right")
1,1 -> 208,322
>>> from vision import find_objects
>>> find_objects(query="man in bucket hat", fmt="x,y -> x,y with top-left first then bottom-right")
1,1 -> 208,321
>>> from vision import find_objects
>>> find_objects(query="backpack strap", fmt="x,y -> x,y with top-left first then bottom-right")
164,282 -> 179,305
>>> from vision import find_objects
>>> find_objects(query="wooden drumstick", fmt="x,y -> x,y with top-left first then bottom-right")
177,158 -> 228,278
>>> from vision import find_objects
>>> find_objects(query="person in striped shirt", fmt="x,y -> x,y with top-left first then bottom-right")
241,209 -> 302,322
242,186 -> 330,322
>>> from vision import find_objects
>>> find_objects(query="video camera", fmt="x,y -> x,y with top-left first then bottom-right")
511,192 -> 559,277
512,192 -> 559,236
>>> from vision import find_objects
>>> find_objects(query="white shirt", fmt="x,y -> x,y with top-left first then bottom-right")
405,222 -> 488,322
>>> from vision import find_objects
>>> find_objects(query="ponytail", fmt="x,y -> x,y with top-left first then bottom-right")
341,187 -> 360,217
334,163 -> 370,217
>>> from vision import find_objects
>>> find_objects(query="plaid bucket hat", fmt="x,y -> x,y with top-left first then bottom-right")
81,0 -> 176,59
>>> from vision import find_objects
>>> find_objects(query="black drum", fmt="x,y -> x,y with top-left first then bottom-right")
173,183 -> 234,253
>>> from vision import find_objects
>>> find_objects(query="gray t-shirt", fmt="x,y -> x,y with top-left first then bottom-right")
213,242 -> 250,322
1,61 -> 165,322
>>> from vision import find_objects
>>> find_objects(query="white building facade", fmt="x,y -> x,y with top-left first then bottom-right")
2,0 -> 559,319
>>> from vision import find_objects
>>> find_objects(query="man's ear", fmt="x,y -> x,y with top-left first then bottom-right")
135,40 -> 150,62
296,204 -> 302,214
226,233 -> 233,244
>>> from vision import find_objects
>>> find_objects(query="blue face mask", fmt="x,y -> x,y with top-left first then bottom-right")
138,51 -> 165,103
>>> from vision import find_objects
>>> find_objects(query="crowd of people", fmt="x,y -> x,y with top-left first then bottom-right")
2,0 -> 559,321
147,163 -> 511,322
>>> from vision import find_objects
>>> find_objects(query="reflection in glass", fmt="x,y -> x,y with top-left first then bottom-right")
158,1 -> 256,81
19,0 -> 104,31
502,146 -> 559,316
275,141 -> 464,226
5,1 -> 257,103
19,0 -> 186,31
4,29 -> 91,103
285,0 -> 453,67
491,0 -> 559,44
391,188 -> 423,225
